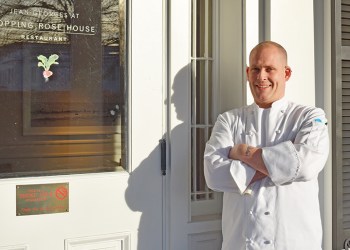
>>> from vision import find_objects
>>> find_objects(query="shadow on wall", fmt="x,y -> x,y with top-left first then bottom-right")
124,65 -> 189,249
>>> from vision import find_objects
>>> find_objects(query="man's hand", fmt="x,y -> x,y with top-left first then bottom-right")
229,144 -> 269,176
229,144 -> 247,160
250,170 -> 268,184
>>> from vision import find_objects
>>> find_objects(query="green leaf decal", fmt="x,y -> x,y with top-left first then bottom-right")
47,54 -> 59,66
37,54 -> 59,71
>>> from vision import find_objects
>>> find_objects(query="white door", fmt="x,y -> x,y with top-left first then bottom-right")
167,0 -> 245,249
0,0 -> 165,250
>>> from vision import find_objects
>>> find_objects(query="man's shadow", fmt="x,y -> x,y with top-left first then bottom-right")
124,65 -> 189,249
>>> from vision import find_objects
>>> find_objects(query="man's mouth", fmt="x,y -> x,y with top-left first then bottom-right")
255,84 -> 271,89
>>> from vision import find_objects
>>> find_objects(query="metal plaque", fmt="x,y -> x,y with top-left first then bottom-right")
16,183 -> 69,216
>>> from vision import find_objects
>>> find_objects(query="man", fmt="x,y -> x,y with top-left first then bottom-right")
204,41 -> 329,250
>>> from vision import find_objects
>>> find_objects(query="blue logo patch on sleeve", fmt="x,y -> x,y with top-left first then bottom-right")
314,118 -> 327,125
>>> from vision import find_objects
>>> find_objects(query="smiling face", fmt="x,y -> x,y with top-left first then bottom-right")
246,43 -> 292,108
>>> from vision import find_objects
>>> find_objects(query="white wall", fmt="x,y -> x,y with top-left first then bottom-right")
268,1 -> 332,249
245,0 -> 315,107
245,0 -> 259,106
269,0 -> 315,107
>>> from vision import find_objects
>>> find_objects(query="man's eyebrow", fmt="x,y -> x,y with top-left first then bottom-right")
250,65 -> 276,69
249,64 -> 259,68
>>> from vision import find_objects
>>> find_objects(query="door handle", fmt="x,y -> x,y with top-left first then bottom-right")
159,139 -> 166,175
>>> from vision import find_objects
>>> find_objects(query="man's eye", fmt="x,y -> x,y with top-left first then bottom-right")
265,68 -> 274,72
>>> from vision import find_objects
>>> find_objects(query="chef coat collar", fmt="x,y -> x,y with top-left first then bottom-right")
252,97 -> 288,112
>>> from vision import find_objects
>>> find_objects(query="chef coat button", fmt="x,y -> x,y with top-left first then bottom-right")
264,211 -> 270,215
276,129 -> 281,134
246,238 -> 252,244
249,210 -> 253,215
264,240 -> 271,244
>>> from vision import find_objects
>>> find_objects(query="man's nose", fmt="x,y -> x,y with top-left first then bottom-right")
257,70 -> 267,80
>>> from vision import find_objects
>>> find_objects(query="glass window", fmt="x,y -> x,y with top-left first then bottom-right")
191,0 -> 214,202
0,0 -> 127,177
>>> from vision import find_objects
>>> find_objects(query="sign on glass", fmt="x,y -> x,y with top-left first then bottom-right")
0,0 -> 127,177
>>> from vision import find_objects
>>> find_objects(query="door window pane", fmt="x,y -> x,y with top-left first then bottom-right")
0,0 -> 127,177
191,0 -> 214,202
192,0 -> 213,58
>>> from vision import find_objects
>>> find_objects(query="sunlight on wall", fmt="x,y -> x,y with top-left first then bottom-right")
270,0 -> 315,107
245,0 -> 315,107
245,0 -> 259,105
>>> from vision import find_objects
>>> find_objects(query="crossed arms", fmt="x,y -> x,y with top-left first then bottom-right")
203,107 -> 329,194
229,144 -> 268,184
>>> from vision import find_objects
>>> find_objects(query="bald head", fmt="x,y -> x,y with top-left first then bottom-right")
246,41 -> 292,108
249,41 -> 288,65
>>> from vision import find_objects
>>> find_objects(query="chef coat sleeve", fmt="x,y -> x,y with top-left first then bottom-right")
262,108 -> 329,185
204,113 -> 256,194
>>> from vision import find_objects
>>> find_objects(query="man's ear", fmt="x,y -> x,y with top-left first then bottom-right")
246,66 -> 250,78
285,66 -> 292,80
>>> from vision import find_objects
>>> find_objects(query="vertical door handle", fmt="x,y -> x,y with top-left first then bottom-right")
159,139 -> 166,175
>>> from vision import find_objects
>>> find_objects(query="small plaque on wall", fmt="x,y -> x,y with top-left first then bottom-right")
16,183 -> 69,216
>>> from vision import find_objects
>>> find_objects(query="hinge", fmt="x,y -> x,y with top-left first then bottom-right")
159,138 -> 166,175
344,238 -> 350,250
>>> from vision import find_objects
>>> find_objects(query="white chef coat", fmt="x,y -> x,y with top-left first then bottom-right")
204,98 -> 329,250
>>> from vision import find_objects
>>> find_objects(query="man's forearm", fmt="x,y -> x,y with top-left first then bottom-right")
229,144 -> 269,176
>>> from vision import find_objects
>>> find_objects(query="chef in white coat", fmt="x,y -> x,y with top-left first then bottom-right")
204,41 -> 329,250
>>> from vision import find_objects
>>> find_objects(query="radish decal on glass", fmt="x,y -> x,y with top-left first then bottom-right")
37,54 -> 59,82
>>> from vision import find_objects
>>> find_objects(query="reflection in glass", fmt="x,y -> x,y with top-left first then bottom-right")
0,0 -> 127,177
